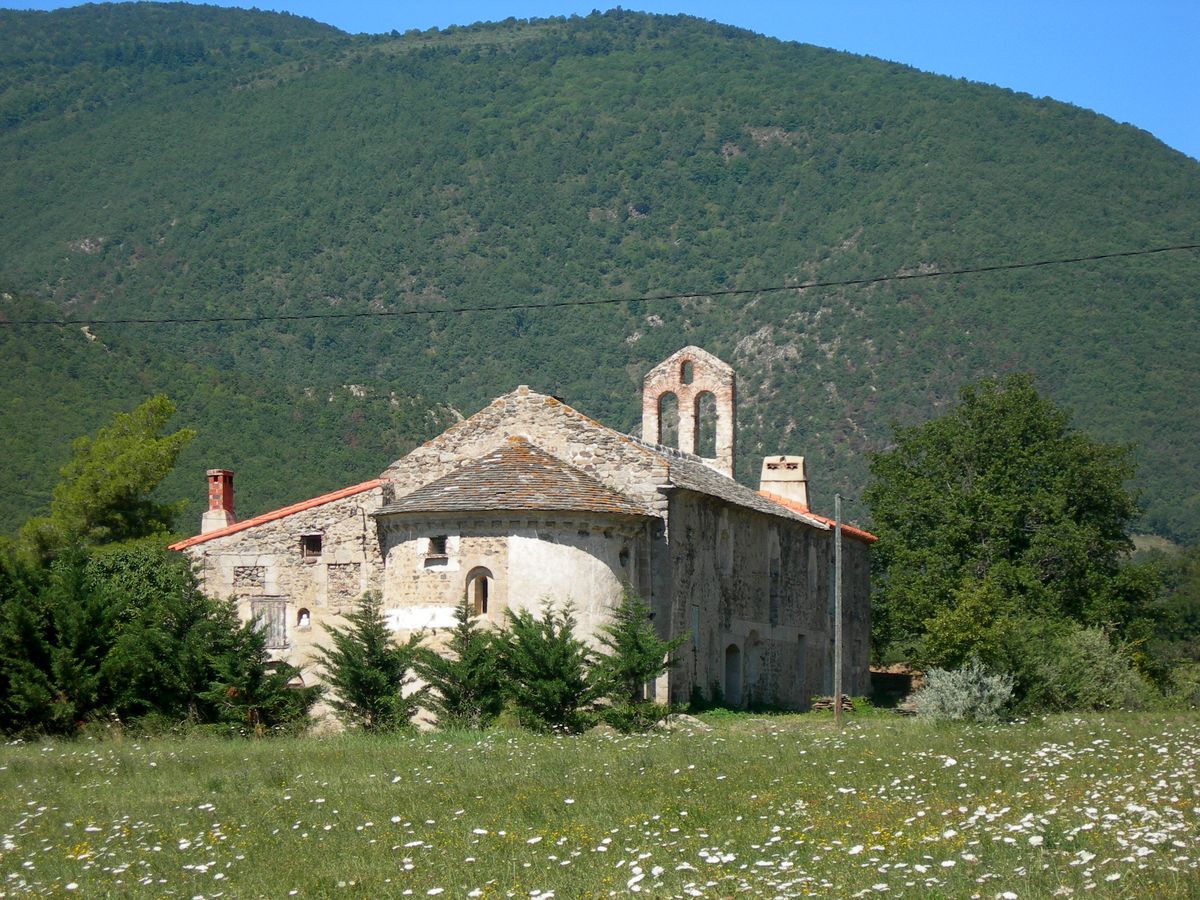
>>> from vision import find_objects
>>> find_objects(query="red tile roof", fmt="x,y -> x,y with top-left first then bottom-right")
757,491 -> 878,543
167,479 -> 383,551
378,436 -> 649,518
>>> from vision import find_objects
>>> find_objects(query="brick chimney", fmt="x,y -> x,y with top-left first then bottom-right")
202,469 -> 236,533
759,456 -> 809,510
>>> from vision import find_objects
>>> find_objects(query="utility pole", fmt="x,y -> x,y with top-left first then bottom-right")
833,493 -> 843,729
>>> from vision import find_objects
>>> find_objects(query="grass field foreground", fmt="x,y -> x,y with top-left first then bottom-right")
1,712 -> 1197,897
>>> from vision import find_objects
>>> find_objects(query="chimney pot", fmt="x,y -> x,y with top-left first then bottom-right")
202,469 -> 236,533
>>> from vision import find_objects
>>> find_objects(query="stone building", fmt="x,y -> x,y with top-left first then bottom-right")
170,347 -> 875,709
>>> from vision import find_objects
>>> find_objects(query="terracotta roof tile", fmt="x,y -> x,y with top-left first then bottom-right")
167,480 -> 382,551
377,436 -> 650,518
758,491 -> 878,542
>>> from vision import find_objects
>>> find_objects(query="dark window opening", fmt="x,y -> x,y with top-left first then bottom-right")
428,535 -> 448,556
300,534 -> 322,559
657,391 -> 679,448
619,546 -> 631,568
680,360 -> 694,384
467,568 -> 493,617
695,391 -> 717,458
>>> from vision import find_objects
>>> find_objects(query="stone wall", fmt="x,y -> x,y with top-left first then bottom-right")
376,511 -> 650,646
186,486 -> 385,675
663,490 -> 870,709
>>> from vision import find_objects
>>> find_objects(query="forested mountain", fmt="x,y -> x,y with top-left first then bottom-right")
0,292 -> 452,535
2,4 -> 1197,540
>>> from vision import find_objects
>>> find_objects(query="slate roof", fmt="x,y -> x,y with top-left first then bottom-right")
621,435 -> 832,529
375,436 -> 650,518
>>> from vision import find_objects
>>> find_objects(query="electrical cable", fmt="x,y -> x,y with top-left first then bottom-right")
1,242 -> 1195,327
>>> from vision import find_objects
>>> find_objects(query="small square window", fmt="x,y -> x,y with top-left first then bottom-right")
428,535 -> 448,556
300,534 -> 323,559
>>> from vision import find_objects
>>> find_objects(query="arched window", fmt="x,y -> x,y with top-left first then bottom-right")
680,360 -> 694,384
694,390 -> 717,458
466,567 -> 493,617
657,391 -> 679,447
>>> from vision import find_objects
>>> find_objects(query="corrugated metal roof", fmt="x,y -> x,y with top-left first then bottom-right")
376,436 -> 651,518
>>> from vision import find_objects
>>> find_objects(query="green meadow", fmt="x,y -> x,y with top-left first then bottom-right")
1,711 -> 1197,898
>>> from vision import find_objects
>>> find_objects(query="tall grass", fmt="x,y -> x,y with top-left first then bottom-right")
1,712 -> 1197,897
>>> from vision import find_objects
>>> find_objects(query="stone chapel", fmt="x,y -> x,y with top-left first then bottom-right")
170,347 -> 875,709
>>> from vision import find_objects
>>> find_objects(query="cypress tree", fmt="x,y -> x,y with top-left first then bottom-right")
496,602 -> 598,733
203,621 -> 320,736
317,591 -> 422,732
594,586 -> 687,731
415,596 -> 504,730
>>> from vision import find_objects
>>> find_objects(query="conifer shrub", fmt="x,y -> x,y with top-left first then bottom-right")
317,591 -> 422,732
201,619 -> 321,737
0,541 -> 288,737
914,659 -> 1014,723
495,602 -> 599,733
415,596 -> 504,730
594,586 -> 686,732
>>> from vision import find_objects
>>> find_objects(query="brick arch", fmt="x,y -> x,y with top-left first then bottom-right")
641,346 -> 736,477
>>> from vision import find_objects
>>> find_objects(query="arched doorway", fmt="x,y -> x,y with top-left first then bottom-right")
466,567 -> 493,617
724,643 -> 742,707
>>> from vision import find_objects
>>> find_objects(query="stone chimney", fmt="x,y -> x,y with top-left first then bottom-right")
759,456 -> 809,510
202,469 -> 236,533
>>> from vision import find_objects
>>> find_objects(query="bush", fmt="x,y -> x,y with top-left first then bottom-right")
1009,623 -> 1154,713
318,591 -> 422,732
599,701 -> 672,733
914,659 -> 1014,723
593,586 -> 686,731
415,596 -> 504,730
202,620 -> 321,737
495,602 -> 599,733
0,542 -> 261,736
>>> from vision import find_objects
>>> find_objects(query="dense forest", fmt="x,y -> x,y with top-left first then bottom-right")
1,4 -> 1197,539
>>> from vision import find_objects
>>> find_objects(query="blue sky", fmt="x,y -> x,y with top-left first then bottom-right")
7,1 -> 1199,160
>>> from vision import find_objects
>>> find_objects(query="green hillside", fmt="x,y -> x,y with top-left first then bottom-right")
0,293 -> 451,535
1,4 -> 1197,539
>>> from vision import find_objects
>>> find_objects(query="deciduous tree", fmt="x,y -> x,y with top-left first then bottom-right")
866,374 -> 1150,665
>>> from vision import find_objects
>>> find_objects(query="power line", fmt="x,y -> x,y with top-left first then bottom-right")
1,241 -> 1196,328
